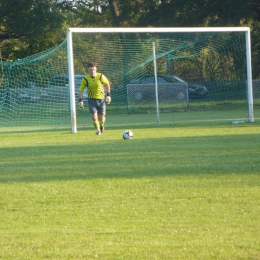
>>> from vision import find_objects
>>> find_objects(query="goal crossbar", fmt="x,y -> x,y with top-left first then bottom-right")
67,27 -> 250,33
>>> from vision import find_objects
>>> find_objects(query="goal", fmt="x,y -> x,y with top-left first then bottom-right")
67,27 -> 254,133
0,27 -> 254,133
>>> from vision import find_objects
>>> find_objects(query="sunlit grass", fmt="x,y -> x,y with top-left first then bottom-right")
0,123 -> 260,259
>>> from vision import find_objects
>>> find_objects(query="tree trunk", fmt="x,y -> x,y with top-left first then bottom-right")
107,0 -> 120,26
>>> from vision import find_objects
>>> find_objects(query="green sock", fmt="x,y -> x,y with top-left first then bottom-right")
93,121 -> 100,131
99,119 -> 105,127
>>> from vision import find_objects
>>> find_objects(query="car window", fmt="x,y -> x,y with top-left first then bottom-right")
130,76 -> 154,84
158,75 -> 178,83
172,76 -> 185,83
47,75 -> 84,88
157,76 -> 168,83
142,76 -> 154,83
19,81 -> 37,88
129,75 -> 186,84
48,76 -> 69,87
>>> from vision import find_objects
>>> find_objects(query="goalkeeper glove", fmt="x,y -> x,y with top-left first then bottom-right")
79,99 -> 84,109
106,93 -> 111,104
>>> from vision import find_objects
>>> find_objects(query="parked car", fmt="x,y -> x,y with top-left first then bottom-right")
17,81 -> 48,102
47,75 -> 88,102
128,74 -> 208,99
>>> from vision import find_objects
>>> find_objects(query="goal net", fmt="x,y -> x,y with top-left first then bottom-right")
0,28 -> 254,133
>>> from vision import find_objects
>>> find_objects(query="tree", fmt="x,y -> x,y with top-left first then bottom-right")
0,0 -> 64,60
1,0 -> 260,78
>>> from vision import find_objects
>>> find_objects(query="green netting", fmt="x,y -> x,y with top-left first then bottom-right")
0,40 -> 70,132
0,30 -> 257,133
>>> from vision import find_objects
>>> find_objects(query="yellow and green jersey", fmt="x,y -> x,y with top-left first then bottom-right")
79,72 -> 109,99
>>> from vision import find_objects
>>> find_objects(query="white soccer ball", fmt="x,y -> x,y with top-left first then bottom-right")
122,130 -> 133,140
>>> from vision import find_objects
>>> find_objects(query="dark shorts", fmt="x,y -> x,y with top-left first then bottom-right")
88,98 -> 106,115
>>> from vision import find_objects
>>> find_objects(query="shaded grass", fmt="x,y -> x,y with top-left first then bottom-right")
0,123 -> 260,259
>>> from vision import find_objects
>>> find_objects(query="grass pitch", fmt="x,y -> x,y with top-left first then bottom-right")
0,122 -> 260,259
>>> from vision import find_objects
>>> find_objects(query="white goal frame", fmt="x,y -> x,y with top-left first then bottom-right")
67,27 -> 253,133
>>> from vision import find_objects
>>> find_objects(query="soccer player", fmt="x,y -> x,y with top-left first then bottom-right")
78,62 -> 111,135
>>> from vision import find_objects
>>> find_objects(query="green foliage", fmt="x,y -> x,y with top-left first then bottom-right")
0,0 -> 64,60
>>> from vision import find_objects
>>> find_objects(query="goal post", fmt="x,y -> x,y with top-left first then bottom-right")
245,29 -> 254,123
67,28 -> 77,133
67,27 -> 254,134
152,42 -> 160,126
